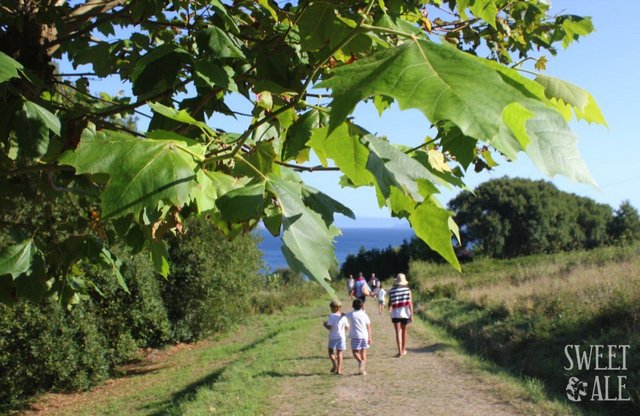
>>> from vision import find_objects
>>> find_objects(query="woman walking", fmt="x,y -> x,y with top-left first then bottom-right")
388,273 -> 413,357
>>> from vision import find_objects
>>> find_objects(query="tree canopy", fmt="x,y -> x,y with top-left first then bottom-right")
0,0 -> 606,302
448,177 -> 615,258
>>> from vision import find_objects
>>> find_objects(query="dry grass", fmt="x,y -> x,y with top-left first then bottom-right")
459,258 -> 640,316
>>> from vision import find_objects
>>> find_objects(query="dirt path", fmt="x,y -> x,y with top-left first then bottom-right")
270,297 -> 531,416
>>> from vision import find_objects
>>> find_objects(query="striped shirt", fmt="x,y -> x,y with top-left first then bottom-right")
389,286 -> 412,319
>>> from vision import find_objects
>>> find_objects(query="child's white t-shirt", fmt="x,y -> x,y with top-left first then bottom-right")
326,312 -> 349,340
377,288 -> 387,302
346,309 -> 370,340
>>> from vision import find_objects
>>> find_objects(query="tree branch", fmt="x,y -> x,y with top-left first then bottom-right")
274,161 -> 340,172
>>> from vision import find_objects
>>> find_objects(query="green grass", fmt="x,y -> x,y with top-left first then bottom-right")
50,298 -> 330,416
410,244 -> 640,415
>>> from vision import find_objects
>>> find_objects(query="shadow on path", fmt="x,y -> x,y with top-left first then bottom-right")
407,342 -> 452,354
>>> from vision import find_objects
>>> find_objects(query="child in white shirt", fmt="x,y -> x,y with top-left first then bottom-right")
346,298 -> 372,375
376,284 -> 387,315
323,300 -> 350,375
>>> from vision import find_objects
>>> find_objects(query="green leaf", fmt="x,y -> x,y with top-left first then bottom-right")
388,186 -> 415,217
131,44 -> 191,96
502,102 -> 534,149
23,100 -> 61,136
320,39 -> 524,142
263,199 -> 283,237
535,74 -> 607,125
100,247 -> 129,294
148,102 -> 216,136
191,169 -> 243,213
308,123 -> 373,187
470,0 -> 498,29
59,126 -> 204,219
560,17 -> 594,48
516,101 -> 597,186
235,142 -> 276,177
440,126 -> 477,170
373,95 -> 394,116
282,109 -> 320,162
302,185 -> 355,227
196,26 -> 245,58
409,200 -> 461,271
267,174 -> 337,296
0,51 -> 23,83
149,240 -> 170,277
365,135 -> 437,201
297,2 -> 350,51
14,251 -> 48,302
0,238 -> 38,279
320,39 -> 596,185
14,103 -> 50,159
216,182 -> 266,223
195,61 -> 238,92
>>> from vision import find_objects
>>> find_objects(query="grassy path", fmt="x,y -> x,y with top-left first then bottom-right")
267,296 -> 576,416
22,296 -> 579,415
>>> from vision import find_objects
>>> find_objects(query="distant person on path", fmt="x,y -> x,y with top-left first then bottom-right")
376,284 -> 387,315
346,274 -> 355,299
351,272 -> 372,304
323,300 -> 350,375
389,273 -> 413,357
368,273 -> 379,291
346,298 -> 372,375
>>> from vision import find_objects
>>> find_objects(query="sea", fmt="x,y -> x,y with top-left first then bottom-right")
257,227 -> 415,272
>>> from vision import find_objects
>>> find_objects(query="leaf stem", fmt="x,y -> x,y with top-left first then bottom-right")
359,23 -> 415,39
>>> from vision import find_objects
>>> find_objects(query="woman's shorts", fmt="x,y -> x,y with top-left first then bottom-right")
328,338 -> 346,351
391,317 -> 410,325
351,338 -> 369,350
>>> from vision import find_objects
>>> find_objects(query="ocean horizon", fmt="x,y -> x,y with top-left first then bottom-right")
257,227 -> 415,272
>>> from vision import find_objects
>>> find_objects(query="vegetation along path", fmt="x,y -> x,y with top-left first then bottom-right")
22,297 -> 577,416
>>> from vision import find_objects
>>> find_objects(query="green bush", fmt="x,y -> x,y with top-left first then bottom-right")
0,300 -> 109,411
162,218 -> 263,342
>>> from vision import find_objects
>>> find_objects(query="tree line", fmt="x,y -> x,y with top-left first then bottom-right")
342,177 -> 640,278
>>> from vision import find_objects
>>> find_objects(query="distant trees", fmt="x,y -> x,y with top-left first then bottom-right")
608,200 -> 640,245
341,178 -> 640,275
449,178 -> 639,258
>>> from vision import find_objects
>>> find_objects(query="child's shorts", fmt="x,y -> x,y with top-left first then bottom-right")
351,338 -> 369,350
378,300 -> 385,306
328,338 -> 346,351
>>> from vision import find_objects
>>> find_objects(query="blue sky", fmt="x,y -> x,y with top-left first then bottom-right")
62,1 -> 640,222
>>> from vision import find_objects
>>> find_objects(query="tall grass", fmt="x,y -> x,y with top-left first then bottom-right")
410,244 -> 640,415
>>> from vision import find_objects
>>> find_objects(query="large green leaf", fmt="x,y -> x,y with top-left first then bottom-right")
297,2 -> 350,51
0,238 -> 38,279
282,109 -> 320,162
13,100 -> 60,158
513,102 -> 597,186
191,169 -> 245,213
302,184 -> 355,227
409,200 -> 461,271
267,174 -> 337,296
148,102 -> 216,136
131,44 -> 191,96
0,51 -> 23,83
216,182 -> 266,223
59,127 -> 205,218
320,38 -> 595,185
196,26 -> 245,58
364,135 -> 439,201
535,74 -> 607,125
307,124 -> 373,187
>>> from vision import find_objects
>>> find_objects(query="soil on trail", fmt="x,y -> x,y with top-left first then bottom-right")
269,298 -> 526,416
